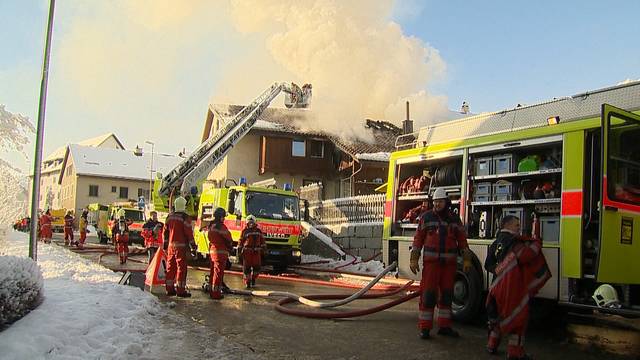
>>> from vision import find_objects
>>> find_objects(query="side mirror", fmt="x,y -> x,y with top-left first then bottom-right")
228,189 -> 237,215
236,213 -> 242,221
303,199 -> 310,222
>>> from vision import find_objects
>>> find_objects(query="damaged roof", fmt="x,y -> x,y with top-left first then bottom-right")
209,104 -> 399,161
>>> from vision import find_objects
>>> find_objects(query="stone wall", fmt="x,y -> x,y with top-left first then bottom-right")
302,222 -> 383,261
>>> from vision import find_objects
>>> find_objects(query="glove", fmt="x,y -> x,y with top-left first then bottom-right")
462,248 -> 473,273
409,250 -> 420,275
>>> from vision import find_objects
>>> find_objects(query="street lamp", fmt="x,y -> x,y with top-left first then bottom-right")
145,140 -> 154,204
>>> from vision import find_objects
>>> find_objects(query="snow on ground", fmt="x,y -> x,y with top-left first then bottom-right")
0,229 -> 258,360
301,254 -> 385,275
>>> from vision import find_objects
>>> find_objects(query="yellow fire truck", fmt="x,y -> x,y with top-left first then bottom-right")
383,81 -> 640,320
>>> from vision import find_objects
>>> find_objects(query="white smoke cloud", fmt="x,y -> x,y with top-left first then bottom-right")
222,0 -> 450,140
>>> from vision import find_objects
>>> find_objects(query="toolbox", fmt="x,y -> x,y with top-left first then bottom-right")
474,156 -> 494,176
493,154 -> 515,175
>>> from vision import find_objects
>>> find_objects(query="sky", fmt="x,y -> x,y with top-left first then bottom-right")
1,0 -> 639,173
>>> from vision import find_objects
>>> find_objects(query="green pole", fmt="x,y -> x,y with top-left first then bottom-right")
29,0 -> 56,260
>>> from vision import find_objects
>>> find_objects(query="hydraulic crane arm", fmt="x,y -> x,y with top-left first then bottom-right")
158,82 -> 312,197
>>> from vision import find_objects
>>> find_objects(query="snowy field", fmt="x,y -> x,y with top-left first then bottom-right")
0,229 -> 258,360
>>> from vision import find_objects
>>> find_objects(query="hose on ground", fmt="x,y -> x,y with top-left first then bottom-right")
230,261 -> 399,308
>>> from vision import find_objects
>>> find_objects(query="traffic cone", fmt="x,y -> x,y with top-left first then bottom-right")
144,248 -> 166,293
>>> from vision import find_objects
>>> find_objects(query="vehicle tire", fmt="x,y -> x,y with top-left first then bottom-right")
452,265 -> 483,323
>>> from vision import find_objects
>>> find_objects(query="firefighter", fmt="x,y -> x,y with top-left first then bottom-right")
207,207 -> 233,299
63,210 -> 75,246
142,211 -> 164,263
40,209 -> 53,244
238,215 -> 266,288
484,215 -> 551,360
163,196 -> 196,297
410,187 -> 472,339
112,212 -> 130,264
78,209 -> 88,249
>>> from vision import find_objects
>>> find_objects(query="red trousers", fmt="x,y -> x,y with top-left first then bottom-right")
166,247 -> 188,295
41,226 -> 52,243
418,261 -> 456,330
487,301 -> 528,357
209,250 -> 228,299
79,231 -> 86,249
64,227 -> 73,243
242,250 -> 262,285
116,234 -> 129,264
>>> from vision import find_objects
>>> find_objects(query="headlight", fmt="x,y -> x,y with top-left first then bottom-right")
292,250 -> 302,257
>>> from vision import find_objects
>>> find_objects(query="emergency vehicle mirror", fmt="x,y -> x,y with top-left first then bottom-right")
228,189 -> 237,214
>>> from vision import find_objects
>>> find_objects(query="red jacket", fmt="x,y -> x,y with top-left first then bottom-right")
208,223 -> 233,254
40,214 -> 52,229
163,212 -> 195,249
413,209 -> 468,264
239,227 -> 266,253
487,231 -> 550,333
142,220 -> 164,248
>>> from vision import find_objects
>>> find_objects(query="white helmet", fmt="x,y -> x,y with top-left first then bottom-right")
592,284 -> 620,308
432,187 -> 448,200
174,196 -> 187,212
246,215 -> 257,224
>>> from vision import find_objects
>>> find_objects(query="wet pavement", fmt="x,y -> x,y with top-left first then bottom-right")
62,233 -> 635,360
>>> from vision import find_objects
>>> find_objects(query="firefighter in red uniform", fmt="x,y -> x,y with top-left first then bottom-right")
484,215 -> 551,360
238,215 -> 266,288
63,210 -> 75,246
163,196 -> 196,297
142,211 -> 164,263
207,207 -> 233,299
111,212 -> 130,264
410,187 -> 472,339
40,209 -> 53,244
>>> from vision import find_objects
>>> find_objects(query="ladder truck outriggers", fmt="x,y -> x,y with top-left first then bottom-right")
152,82 -> 312,269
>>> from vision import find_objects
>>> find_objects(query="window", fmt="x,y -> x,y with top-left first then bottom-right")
234,191 -> 243,216
66,165 -> 73,176
607,113 -> 640,205
89,185 -> 99,197
111,186 -> 117,193
138,188 -> 150,200
119,186 -> 129,199
292,139 -> 305,157
309,140 -> 324,158
246,191 -> 299,220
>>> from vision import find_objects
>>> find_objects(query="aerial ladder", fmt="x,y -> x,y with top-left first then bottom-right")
156,82 -> 312,207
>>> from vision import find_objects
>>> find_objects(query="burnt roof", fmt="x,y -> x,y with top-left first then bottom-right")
209,104 -> 399,160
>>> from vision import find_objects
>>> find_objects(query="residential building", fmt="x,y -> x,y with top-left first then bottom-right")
31,133 -> 125,210
57,144 -> 182,213
202,105 -> 402,198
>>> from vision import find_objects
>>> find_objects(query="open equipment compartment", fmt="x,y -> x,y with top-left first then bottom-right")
466,137 -> 563,241
392,155 -> 463,238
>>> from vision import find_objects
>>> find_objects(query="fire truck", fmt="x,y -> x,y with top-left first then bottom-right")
383,81 -> 640,321
152,82 -> 312,269
89,201 -> 146,244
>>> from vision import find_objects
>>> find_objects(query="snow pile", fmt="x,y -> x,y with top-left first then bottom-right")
0,104 -> 34,155
0,230 -> 254,359
301,254 -> 385,275
0,255 -> 43,327
354,152 -> 390,163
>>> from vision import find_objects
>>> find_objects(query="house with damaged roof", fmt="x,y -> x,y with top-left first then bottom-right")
201,105 -> 405,198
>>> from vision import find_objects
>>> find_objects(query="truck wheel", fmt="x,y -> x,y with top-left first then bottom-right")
452,266 -> 482,323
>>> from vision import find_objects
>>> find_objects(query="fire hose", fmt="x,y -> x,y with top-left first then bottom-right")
223,261 -> 420,318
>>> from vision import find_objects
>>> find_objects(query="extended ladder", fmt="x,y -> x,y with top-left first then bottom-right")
158,82 -> 311,197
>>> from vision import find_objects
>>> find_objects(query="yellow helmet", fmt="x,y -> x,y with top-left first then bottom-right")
117,209 -> 126,218
592,284 -> 619,308
174,196 -> 187,212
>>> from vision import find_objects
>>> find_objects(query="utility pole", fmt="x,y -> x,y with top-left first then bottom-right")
29,0 -> 56,260
145,140 -> 155,203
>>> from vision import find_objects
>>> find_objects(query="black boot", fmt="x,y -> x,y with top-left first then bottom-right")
437,327 -> 460,338
419,329 -> 431,339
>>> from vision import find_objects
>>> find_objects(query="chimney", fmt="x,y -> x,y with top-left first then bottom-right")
402,101 -> 413,134
461,101 -> 470,114
134,145 -> 143,156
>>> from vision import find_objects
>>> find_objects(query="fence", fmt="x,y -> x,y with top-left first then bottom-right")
305,193 -> 385,225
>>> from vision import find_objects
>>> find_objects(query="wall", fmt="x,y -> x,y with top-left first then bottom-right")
75,175 -> 149,213
305,223 -> 384,261
206,133 -> 341,198
99,136 -> 123,149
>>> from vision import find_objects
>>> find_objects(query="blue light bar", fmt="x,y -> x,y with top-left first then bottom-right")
283,183 -> 292,191
239,177 -> 247,186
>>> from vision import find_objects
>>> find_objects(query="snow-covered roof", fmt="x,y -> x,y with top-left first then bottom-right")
354,152 -> 390,162
59,144 -> 182,183
45,133 -> 124,162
